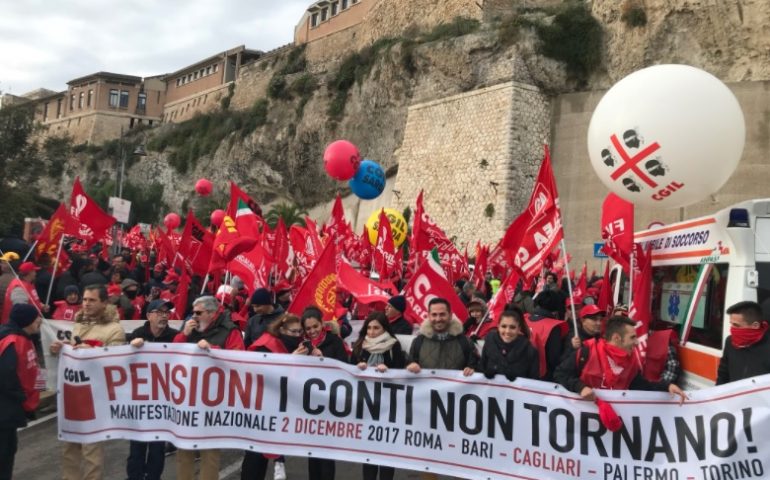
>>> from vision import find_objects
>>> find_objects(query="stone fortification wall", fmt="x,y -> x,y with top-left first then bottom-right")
391,79 -> 550,248
591,0 -> 770,87
551,80 -> 770,271
43,112 -> 135,145
163,83 -> 231,123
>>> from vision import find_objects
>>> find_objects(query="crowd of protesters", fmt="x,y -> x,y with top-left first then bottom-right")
0,240 -> 769,480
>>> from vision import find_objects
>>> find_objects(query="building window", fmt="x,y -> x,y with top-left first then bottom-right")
56,98 -> 62,117
176,78 -> 181,86
200,68 -> 204,77
188,74 -> 193,82
342,0 -> 348,9
70,94 -> 75,110
138,92 -> 147,110
311,12 -> 319,27
78,92 -> 84,108
43,102 -> 49,121
213,64 -> 218,72
320,8 -> 328,21
331,2 -> 338,15
119,90 -> 129,108
87,90 -> 93,107
109,89 -> 119,107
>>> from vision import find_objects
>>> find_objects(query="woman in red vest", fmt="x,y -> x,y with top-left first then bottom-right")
242,314 -> 304,480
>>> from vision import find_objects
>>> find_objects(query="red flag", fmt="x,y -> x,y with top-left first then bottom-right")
373,209 -> 397,280
571,262 -> 588,304
337,260 -> 397,304
630,244 -> 652,364
601,192 -> 634,273
487,240 -> 512,279
411,191 -> 467,281
289,225 -> 314,281
501,146 -> 563,279
68,178 -> 116,245
173,270 -> 191,320
304,217 -> 324,263
271,218 -> 291,280
287,241 -> 337,321
35,203 -> 72,259
178,211 -> 214,277
474,269 -> 520,338
229,244 -> 272,295
471,243 -> 489,292
227,182 -> 262,217
597,260 -> 613,313
209,215 -> 258,272
402,254 -> 468,325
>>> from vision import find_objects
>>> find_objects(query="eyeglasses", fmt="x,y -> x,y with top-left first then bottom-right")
192,310 -> 206,316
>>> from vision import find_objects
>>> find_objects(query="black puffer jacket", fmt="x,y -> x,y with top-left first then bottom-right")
316,332 -> 349,362
716,331 -> 770,385
479,331 -> 539,381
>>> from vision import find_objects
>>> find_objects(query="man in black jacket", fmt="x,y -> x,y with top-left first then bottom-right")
385,295 -> 413,335
243,288 -> 285,348
126,299 -> 179,480
716,301 -> 770,385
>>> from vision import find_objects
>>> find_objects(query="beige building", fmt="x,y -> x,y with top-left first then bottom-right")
162,46 -> 262,123
294,0 -> 375,45
35,72 -> 165,145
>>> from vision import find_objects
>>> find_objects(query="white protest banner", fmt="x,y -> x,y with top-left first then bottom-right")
58,344 -> 770,480
40,319 -> 183,391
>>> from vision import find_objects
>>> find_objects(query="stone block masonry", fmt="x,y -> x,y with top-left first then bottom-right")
392,79 -> 550,249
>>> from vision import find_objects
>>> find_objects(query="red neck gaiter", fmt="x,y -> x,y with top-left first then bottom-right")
598,340 -> 635,389
730,322 -> 769,349
309,328 -> 328,348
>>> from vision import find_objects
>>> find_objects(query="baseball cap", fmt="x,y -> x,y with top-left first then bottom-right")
147,299 -> 174,312
579,304 -> 605,318
18,262 -> 40,274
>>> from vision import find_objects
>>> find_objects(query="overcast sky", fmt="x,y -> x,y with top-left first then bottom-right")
0,0 -> 310,95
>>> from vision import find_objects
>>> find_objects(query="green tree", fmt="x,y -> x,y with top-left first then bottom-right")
0,104 -> 56,235
264,202 -> 308,228
86,179 -> 167,225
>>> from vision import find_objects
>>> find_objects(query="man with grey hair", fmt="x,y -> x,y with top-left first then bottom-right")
173,296 -> 244,480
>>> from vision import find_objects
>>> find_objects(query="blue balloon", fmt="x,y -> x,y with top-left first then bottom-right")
349,159 -> 385,200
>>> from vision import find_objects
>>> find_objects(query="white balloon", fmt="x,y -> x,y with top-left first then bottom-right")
587,65 -> 745,208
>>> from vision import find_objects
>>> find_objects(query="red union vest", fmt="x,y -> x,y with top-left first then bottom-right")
642,329 -> 677,382
2,278 -> 43,324
51,301 -> 80,321
0,333 -> 40,411
525,314 -> 568,378
579,339 -> 640,390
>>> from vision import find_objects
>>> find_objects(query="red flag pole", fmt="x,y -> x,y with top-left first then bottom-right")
44,234 -> 67,307
559,239 -> 580,337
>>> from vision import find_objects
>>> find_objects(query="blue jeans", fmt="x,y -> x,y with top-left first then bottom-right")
126,440 -> 165,480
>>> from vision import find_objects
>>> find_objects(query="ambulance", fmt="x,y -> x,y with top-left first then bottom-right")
632,199 -> 770,390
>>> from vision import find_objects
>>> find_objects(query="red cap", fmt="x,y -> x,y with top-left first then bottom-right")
107,284 -> 122,297
579,304 -> 605,318
18,262 -> 40,274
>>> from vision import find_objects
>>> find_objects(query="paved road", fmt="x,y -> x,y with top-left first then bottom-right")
15,412 -> 455,479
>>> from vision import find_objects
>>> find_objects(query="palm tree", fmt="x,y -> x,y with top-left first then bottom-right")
264,202 -> 308,228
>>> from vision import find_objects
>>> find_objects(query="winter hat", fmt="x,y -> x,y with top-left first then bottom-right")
251,288 -> 273,306
121,278 -> 139,290
9,304 -> 39,328
64,285 -> 80,297
387,295 -> 406,313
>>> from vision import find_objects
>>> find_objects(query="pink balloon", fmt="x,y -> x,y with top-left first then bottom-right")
195,178 -> 213,196
210,209 -> 225,227
164,213 -> 181,230
323,140 -> 361,181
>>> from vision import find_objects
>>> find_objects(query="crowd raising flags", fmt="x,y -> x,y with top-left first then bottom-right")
18,146 -> 651,332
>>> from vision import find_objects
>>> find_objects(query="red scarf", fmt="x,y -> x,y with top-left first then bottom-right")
309,328 -> 328,348
730,322 -> 769,349
597,340 -> 635,389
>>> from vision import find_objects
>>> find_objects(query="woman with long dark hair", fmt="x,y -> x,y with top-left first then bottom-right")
479,307 -> 539,381
350,312 -> 405,480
